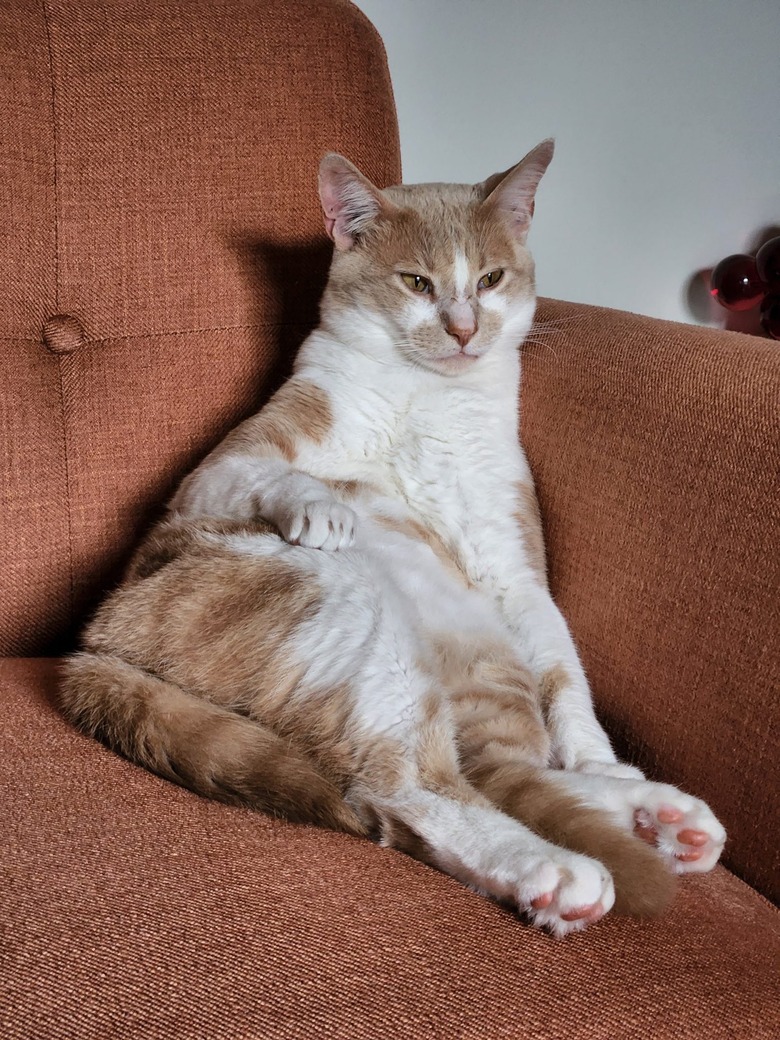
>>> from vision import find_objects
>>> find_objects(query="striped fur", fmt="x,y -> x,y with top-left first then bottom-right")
60,142 -> 725,937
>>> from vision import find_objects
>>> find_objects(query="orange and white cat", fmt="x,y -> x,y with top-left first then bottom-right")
60,141 -> 725,936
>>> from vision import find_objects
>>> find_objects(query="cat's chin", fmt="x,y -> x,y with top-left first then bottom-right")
429,352 -> 483,375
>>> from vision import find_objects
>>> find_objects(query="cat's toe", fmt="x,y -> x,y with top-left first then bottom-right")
293,500 -> 357,550
632,787 -> 726,874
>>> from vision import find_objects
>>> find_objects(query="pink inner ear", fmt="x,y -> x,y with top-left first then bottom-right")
319,163 -> 368,250
319,176 -> 341,221
319,174 -> 344,243
483,139 -> 554,241
319,154 -> 396,250
492,183 -> 538,241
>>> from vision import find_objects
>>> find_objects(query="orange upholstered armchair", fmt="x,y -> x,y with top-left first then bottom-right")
2,2 -> 777,1036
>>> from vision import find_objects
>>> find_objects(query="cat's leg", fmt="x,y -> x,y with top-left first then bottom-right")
206,522 -> 614,935
299,576 -> 616,937
544,770 -> 726,875
501,582 -> 644,779
358,515 -> 670,915
176,454 -> 357,550
350,694 -> 616,937
449,652 -> 676,916
171,377 -> 358,550
438,463 -> 636,778
253,465 -> 358,550
370,783 -> 615,936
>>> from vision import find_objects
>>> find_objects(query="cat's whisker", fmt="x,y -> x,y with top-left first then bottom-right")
394,341 -> 437,372
529,321 -> 578,338
530,317 -> 581,334
532,315 -> 580,325
526,340 -> 563,353
526,343 -> 561,364
524,319 -> 579,356
526,343 -> 559,352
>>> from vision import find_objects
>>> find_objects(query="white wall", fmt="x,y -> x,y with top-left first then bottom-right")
353,0 -> 780,326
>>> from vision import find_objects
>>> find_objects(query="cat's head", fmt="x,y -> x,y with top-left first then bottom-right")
318,140 -> 553,376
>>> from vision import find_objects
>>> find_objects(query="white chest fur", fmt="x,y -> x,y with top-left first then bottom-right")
298,339 -> 533,600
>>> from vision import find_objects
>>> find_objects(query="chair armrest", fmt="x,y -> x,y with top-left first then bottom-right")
522,297 -> 779,902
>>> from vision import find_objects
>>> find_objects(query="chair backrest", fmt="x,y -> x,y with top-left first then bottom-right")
0,0 -> 400,655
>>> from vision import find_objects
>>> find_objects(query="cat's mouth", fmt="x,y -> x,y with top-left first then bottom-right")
433,351 -> 482,372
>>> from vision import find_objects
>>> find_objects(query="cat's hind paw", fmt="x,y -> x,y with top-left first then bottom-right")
517,853 -> 615,938
632,785 -> 726,874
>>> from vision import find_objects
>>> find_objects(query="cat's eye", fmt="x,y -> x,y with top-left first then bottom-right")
478,269 -> 504,290
401,273 -> 432,294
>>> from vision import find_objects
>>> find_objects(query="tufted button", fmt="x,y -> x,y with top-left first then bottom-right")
42,314 -> 85,354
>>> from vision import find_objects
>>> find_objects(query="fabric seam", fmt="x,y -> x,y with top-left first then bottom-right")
40,0 -> 59,308
41,0 -> 75,613
0,321 -> 310,346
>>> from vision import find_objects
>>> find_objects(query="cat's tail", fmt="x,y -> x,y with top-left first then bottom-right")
59,651 -> 366,836
468,763 -> 676,916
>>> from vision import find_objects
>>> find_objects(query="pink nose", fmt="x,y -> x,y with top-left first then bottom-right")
446,324 -> 476,348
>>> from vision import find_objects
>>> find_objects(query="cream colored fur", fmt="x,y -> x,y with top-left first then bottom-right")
60,142 -> 725,937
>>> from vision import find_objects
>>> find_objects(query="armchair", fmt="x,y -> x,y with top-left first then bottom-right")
2,2 -> 777,1036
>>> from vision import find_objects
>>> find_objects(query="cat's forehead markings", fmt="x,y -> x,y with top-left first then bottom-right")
453,250 -> 470,299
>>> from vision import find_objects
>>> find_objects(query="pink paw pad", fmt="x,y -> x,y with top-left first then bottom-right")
632,791 -> 726,875
560,902 -> 604,923
675,849 -> 704,862
531,892 -> 554,910
677,829 -> 709,847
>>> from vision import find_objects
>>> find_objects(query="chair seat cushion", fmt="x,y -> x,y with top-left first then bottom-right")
3,657 -> 779,1038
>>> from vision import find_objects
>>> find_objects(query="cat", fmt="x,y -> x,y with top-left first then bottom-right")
59,140 -> 726,937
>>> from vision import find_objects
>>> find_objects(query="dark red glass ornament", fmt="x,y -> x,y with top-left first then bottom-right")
710,254 -> 765,311
760,292 -> 780,340
756,236 -> 780,288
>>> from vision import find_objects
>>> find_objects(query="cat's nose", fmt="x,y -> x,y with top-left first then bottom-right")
445,322 -> 476,348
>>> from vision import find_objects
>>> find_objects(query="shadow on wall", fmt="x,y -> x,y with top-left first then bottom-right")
685,225 -> 780,335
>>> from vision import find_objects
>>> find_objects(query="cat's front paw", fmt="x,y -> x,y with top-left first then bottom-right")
631,783 -> 726,874
284,498 -> 357,551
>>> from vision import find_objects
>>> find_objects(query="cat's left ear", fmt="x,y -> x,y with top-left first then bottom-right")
318,154 -> 396,251
479,138 -> 555,243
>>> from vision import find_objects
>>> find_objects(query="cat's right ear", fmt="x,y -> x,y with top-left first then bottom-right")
318,154 -> 395,251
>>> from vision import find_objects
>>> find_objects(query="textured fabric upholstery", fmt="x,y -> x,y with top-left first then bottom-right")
0,0 -> 400,655
1,1 -> 778,1037
527,299 -> 780,904
3,659 -> 779,1040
